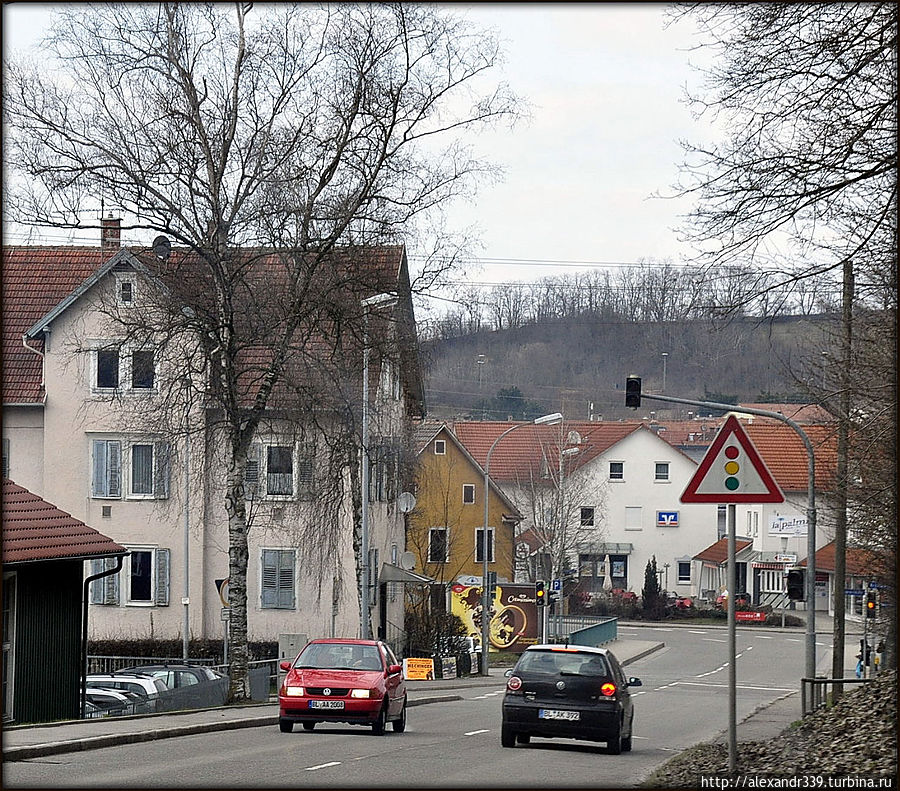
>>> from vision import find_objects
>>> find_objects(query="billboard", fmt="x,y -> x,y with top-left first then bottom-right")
450,583 -> 538,653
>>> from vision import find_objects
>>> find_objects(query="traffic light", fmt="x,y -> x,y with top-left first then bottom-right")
786,568 -> 805,600
625,376 -> 642,409
535,580 -> 547,607
865,591 -> 877,618
487,571 -> 497,598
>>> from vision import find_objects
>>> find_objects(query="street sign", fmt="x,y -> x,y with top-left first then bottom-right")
774,553 -> 797,563
845,589 -> 864,596
551,578 -> 562,591
681,415 -> 785,503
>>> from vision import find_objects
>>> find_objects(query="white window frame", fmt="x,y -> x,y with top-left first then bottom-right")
654,462 -> 670,482
625,506 -> 643,531
265,445 -> 295,498
91,437 -> 170,500
475,528 -> 495,564
609,461 -> 624,481
115,274 -> 136,307
120,546 -> 170,607
462,483 -> 476,505
91,342 -> 157,394
677,561 -> 691,584
428,528 -> 449,564
434,440 -> 446,455
580,506 -> 595,526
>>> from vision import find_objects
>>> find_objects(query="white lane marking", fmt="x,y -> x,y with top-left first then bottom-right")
472,691 -> 504,699
465,729 -> 490,736
756,635 -> 773,639
703,638 -> 726,643
305,762 -> 341,771
786,638 -> 801,642
672,681 -> 796,692
689,630 -> 707,634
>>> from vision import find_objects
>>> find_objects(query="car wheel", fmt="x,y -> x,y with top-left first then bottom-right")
279,719 -> 293,733
371,704 -> 387,735
501,725 -> 517,748
516,734 -> 531,744
607,719 -> 622,755
302,722 -> 315,731
622,715 -> 633,752
392,698 -> 407,733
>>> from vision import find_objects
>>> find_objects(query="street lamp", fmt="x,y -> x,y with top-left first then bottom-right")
360,292 -> 397,640
481,411 -> 563,675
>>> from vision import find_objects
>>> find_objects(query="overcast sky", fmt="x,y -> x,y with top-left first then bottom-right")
3,3 -> 714,299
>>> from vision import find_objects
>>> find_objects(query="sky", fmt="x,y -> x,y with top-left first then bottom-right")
2,3 -> 715,304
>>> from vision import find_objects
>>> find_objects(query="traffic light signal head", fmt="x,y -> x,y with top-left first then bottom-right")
535,580 -> 547,606
865,591 -> 877,618
786,568 -> 805,600
625,376 -> 642,409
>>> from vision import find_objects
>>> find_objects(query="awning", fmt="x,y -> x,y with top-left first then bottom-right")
378,563 -> 435,585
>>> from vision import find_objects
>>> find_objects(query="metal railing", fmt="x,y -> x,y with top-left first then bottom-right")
548,614 -> 617,643
801,677 -> 873,716
87,655 -> 216,674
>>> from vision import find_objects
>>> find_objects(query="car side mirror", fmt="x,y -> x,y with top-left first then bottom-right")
279,660 -> 292,671
388,664 -> 403,676
627,677 -> 642,687
504,669 -> 514,677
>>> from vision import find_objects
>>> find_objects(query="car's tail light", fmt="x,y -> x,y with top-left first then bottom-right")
350,689 -> 371,698
506,675 -> 523,692
284,685 -> 305,697
600,682 -> 617,697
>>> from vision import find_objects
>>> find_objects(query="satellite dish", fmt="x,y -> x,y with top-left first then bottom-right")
399,552 -> 416,571
397,492 -> 416,513
567,430 -> 583,445
152,235 -> 171,260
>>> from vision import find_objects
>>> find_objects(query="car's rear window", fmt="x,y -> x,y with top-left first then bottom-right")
516,650 -> 610,677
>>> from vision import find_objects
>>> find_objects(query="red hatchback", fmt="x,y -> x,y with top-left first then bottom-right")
278,639 -> 407,735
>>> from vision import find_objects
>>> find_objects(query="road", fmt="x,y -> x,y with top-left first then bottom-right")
4,625 -> 821,788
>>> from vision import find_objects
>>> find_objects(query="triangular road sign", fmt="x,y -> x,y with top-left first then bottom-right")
681,415 -> 785,503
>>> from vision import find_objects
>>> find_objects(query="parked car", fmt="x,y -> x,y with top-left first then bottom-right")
715,591 -> 752,609
114,664 -> 225,690
501,644 -> 642,754
278,638 -> 407,735
85,674 -> 169,712
84,687 -> 148,717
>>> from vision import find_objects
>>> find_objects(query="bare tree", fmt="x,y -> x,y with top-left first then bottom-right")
4,3 -> 520,701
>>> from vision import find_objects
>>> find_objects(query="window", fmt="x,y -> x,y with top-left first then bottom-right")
655,462 -> 670,481
96,349 -> 120,389
475,528 -> 495,563
434,440 -> 446,455
90,548 -> 169,606
625,506 -> 643,531
267,446 -> 294,496
1,438 -> 9,479
677,561 -> 691,584
261,549 -> 295,609
131,350 -> 155,389
428,528 -> 448,563
92,439 -> 169,499
580,507 -> 595,527
462,484 -> 476,505
609,461 -> 624,480
120,280 -> 134,305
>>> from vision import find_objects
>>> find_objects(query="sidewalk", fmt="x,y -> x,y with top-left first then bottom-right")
3,638 -> 662,762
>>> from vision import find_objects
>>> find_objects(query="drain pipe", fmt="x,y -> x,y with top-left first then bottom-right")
81,556 -> 125,718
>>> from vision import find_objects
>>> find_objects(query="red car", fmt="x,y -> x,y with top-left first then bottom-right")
278,638 -> 407,735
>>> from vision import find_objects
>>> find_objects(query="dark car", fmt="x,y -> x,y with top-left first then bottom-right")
115,664 -> 226,689
278,638 -> 407,735
501,644 -> 641,754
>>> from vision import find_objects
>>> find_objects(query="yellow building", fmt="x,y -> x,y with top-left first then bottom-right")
409,424 -> 522,586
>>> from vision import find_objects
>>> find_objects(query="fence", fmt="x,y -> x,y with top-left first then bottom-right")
800,677 -> 873,716
87,655 -> 216,675
548,614 -> 617,645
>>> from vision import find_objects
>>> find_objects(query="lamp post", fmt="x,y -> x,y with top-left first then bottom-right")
661,352 -> 669,393
181,375 -> 192,662
481,412 -> 563,675
360,292 -> 397,640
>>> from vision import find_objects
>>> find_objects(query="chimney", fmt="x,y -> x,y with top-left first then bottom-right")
101,215 -> 121,249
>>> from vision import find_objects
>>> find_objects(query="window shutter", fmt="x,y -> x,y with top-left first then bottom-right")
155,548 -> 170,606
89,559 -> 104,604
104,557 -> 120,605
92,440 -> 107,497
261,549 -> 277,608
107,441 -> 122,498
245,445 -> 261,500
277,551 -> 295,609
154,442 -> 171,499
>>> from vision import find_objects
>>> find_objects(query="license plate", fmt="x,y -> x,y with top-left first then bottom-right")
539,708 -> 580,721
309,700 -> 345,709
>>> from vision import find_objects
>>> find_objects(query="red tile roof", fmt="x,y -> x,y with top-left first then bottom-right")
742,422 -> 837,491
801,541 -> 883,577
694,537 -> 753,565
452,421 -> 643,482
2,247 -> 106,404
2,479 -> 126,564
738,403 -> 835,423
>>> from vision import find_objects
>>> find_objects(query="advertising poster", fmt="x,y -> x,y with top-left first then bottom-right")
402,657 -> 435,680
450,583 -> 538,653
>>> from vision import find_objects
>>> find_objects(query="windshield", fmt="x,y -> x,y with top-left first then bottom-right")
516,650 -> 610,677
296,643 -> 383,671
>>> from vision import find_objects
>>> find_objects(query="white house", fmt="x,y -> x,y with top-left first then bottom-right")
2,230 -> 425,648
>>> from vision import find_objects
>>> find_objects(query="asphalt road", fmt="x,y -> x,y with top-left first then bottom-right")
3,624 -> 817,789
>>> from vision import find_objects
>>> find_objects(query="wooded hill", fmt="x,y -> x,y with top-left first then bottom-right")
420,313 -> 831,421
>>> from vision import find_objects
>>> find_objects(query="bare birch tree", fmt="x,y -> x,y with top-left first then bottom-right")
4,2 -> 520,701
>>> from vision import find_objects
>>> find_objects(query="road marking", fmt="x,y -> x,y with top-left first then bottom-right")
465,729 -> 490,736
673,681 -> 795,693
305,762 -> 341,771
786,638 -> 801,642
756,635 -> 773,639
688,630 -> 707,634
472,691 -> 504,699
702,638 -> 726,643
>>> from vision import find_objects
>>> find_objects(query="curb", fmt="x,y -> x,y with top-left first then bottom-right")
619,642 -> 665,666
1,694 -> 464,762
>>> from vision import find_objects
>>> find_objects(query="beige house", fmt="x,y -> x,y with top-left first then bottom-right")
2,230 -> 425,647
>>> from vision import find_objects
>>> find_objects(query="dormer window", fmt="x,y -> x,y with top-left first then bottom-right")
120,280 -> 134,305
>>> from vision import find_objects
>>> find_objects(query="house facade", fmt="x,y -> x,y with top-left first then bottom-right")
2,234 -> 425,649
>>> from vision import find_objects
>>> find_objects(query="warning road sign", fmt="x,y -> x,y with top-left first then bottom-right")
681,415 -> 784,504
